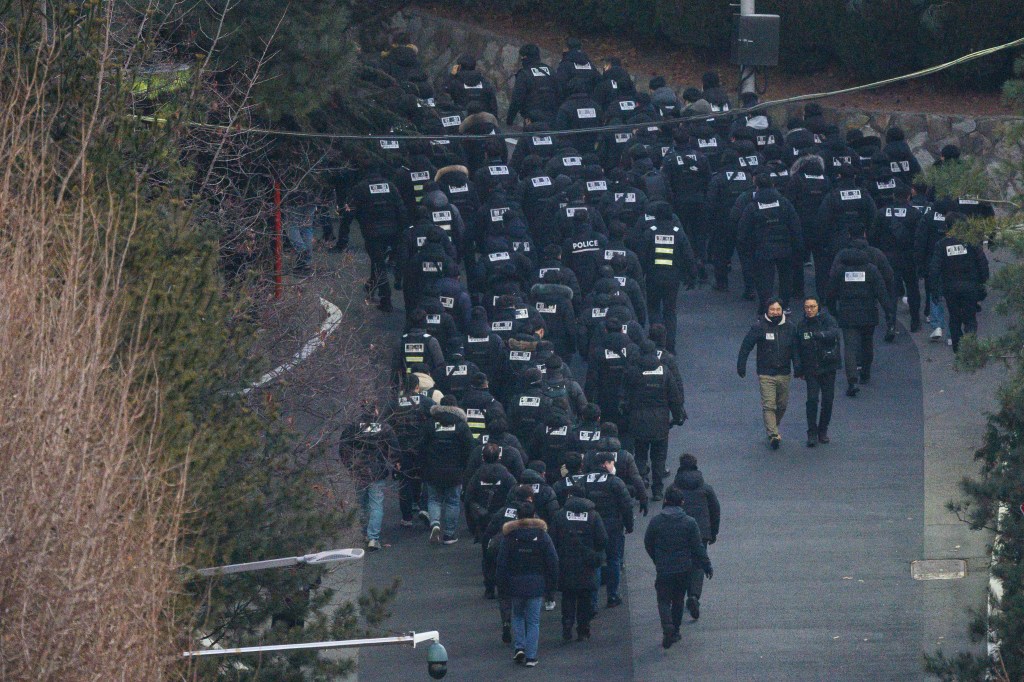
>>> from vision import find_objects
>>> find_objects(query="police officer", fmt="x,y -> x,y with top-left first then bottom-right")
928,214 -> 989,352
793,296 -> 841,446
785,155 -> 831,300
392,308 -> 446,381
585,318 -> 637,430
507,44 -> 558,126
554,79 -> 602,152
465,443 -> 518,594
639,202 -> 697,352
419,396 -> 475,545
585,452 -> 634,608
444,54 -> 498,116
382,374 -> 435,527
562,213 -> 608,294
873,184 -> 924,331
508,367 -> 551,446
461,372 -> 506,440
707,149 -> 755,295
463,307 -> 506,389
817,163 -> 878,276
737,172 -> 803,313
340,158 -> 408,312
624,340 -> 686,501
552,476 -> 608,642
826,242 -> 894,396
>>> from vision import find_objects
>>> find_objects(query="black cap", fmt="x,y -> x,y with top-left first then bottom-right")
519,44 -> 541,59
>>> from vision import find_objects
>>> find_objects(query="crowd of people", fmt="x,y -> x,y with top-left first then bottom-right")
332,32 -> 993,666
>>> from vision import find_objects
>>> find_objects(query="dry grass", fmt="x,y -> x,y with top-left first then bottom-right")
0,12 -> 185,682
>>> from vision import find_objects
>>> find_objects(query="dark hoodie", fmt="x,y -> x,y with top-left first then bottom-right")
419,405 -> 474,486
825,248 -> 893,328
624,346 -> 684,440
671,468 -> 721,542
530,282 -> 578,358
445,64 -> 498,116
593,65 -> 636,110
517,469 -> 561,526
496,517 -> 559,598
552,495 -> 607,591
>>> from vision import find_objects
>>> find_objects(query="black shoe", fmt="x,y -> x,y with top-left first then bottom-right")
377,300 -> 393,313
846,383 -> 859,397
910,319 -> 921,332
562,625 -> 574,642
484,586 -> 495,600
577,626 -> 590,641
513,649 -> 525,663
769,435 -> 781,450
807,430 -> 817,448
607,595 -> 623,608
818,430 -> 830,444
662,634 -> 675,649
502,622 -> 512,644
687,598 -> 700,620
651,490 -> 663,502
860,370 -> 871,384
671,629 -> 682,643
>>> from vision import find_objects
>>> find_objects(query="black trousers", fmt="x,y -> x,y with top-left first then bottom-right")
805,370 -> 836,434
397,469 -> 423,521
655,572 -> 699,636
634,438 -> 669,493
809,243 -> 834,302
676,201 -> 708,264
945,292 -> 979,352
646,280 -> 680,352
482,543 -> 497,590
894,258 -> 921,325
711,223 -> 736,284
842,326 -> 875,384
753,257 -> 795,313
365,239 -> 392,305
561,588 -> 596,631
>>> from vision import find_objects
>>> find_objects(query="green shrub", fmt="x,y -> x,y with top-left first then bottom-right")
917,0 -> 1024,90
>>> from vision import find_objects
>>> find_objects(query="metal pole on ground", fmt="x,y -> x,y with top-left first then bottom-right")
739,0 -> 756,96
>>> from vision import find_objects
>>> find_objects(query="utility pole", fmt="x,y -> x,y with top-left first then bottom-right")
739,0 -> 756,96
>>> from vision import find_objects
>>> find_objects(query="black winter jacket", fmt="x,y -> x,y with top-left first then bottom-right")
624,351 -> 684,440
737,314 -> 798,377
552,496 -> 608,591
419,405 -> 474,486
826,248 -> 893,328
793,311 -> 842,376
671,469 -> 721,542
644,506 -> 711,577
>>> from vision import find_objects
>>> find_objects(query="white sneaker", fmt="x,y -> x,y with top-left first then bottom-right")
901,296 -> 908,306
929,328 -> 943,342
429,525 -> 442,544
947,338 -> 953,346
367,539 -> 382,551
544,600 -> 556,611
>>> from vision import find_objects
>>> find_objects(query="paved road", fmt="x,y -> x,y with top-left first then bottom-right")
358,267 -> 934,681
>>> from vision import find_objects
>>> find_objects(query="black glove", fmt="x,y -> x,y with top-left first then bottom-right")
705,566 -> 714,580
884,324 -> 896,343
640,502 -> 648,517
709,536 -> 717,545
737,366 -> 746,379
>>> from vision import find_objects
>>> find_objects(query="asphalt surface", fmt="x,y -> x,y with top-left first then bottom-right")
358,266 -> 931,681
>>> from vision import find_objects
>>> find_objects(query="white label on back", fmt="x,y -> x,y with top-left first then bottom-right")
619,100 -> 636,111
758,201 -> 780,209
845,271 -> 866,282
532,136 -> 553,146
698,138 -> 718,148
840,189 -> 862,201
380,140 -> 399,150
519,396 -> 542,407
577,108 -> 597,119
488,251 -> 510,262
411,171 -> 430,181
564,156 -> 583,167
592,308 -> 608,318
615,133 -> 632,143
489,165 -> 510,176
586,180 -> 607,192
490,208 -> 508,221
531,67 -> 550,77
573,62 -> 593,70
531,176 -> 552,187
432,210 -> 452,222
426,314 -> 441,324
566,511 -> 589,522
441,115 -> 462,127
449,184 -> 468,193
946,244 -> 968,256
405,343 -> 424,353
493,321 -> 513,331
510,351 -> 532,361
765,333 -> 775,341
604,348 -> 621,359
642,366 -> 665,375
369,183 -> 390,194
439,296 -> 454,308
537,303 -> 557,314
655,234 -> 674,245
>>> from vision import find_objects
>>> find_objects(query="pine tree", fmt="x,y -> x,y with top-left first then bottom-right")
924,58 -> 1024,682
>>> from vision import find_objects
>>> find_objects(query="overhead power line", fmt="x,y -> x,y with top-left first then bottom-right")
176,34 -> 1024,143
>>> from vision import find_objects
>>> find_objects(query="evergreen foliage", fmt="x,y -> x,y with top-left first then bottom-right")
922,61 -> 1024,682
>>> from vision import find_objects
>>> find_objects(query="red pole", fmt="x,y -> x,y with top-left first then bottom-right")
273,180 -> 283,300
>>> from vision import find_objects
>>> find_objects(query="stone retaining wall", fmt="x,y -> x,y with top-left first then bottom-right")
390,9 -> 1023,195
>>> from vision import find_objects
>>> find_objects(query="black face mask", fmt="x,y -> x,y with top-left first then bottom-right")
767,314 -> 783,325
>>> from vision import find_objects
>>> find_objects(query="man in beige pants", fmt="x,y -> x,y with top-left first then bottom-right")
737,300 -> 798,449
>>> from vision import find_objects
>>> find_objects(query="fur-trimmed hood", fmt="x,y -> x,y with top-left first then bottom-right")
531,282 -> 574,301
503,517 -> 548,535
791,154 -> 825,175
430,404 -> 466,424
459,111 -> 499,133
508,336 -> 539,352
435,165 -> 469,185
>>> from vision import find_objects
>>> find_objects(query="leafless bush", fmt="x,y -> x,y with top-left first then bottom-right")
0,13 -> 185,682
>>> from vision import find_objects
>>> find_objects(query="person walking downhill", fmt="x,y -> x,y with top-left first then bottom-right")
737,298 -> 799,449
